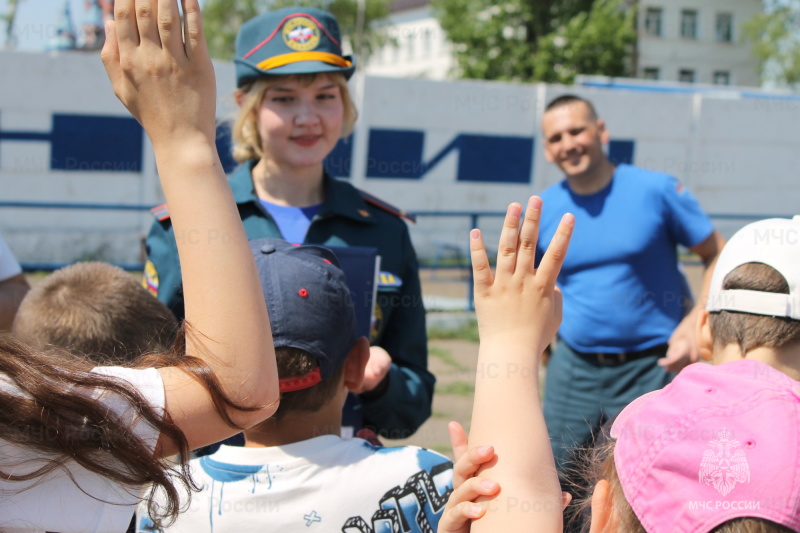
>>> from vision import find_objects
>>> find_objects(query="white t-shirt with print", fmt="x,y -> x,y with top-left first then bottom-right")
137,435 -> 454,533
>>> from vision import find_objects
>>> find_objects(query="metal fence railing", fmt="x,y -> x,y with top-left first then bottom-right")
2,200 -> 793,311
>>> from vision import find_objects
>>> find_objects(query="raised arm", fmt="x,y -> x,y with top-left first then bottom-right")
101,0 -> 278,455
467,197 -> 573,532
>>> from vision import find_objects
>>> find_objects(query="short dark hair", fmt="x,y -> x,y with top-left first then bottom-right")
260,346 -> 346,421
12,262 -> 178,365
709,263 -> 800,353
544,94 -> 599,120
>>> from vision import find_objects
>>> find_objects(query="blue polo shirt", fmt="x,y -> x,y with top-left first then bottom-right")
536,164 -> 713,353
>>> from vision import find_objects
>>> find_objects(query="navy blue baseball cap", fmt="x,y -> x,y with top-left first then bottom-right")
250,238 -> 357,393
234,7 -> 356,88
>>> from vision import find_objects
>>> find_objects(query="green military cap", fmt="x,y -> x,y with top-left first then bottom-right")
234,7 -> 356,88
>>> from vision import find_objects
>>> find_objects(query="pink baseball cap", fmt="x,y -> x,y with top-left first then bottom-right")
706,216 -> 800,320
611,360 -> 800,532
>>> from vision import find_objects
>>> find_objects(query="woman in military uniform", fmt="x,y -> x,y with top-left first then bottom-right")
143,7 -> 433,439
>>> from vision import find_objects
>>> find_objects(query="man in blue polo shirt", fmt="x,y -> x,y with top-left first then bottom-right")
535,95 -> 725,474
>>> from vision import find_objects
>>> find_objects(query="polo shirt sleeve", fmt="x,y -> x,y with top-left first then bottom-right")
661,175 -> 714,249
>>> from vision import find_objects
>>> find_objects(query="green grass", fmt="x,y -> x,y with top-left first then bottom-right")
429,345 -> 468,371
427,320 -> 480,343
436,381 -> 475,396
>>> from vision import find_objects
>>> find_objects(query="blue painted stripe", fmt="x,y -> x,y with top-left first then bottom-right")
0,131 -> 51,141
0,201 -> 152,210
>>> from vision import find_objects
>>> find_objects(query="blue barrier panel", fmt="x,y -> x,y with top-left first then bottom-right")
51,114 -> 143,172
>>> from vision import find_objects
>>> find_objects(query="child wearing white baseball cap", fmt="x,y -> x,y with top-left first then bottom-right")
437,214 -> 800,533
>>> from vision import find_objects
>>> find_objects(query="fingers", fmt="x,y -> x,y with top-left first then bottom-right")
135,0 -> 162,50
438,501 -> 487,533
517,196 -> 542,273
536,213 -> 574,290
100,20 -> 121,87
470,229 -> 493,292
448,421 -> 469,464
157,0 -> 184,59
452,444 -> 495,488
441,477 -> 500,532
114,0 -> 140,49
495,203 -> 522,276
181,0 -> 208,60
562,491 -> 573,511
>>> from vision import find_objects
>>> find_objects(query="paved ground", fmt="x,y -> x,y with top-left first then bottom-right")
383,337 -> 479,457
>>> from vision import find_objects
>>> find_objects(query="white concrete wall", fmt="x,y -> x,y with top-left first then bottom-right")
1,50 -> 796,265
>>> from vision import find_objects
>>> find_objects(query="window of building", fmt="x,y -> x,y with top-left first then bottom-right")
713,70 -> 731,85
645,7 -> 663,37
642,67 -> 660,80
422,28 -> 432,56
406,33 -> 415,61
681,9 -> 698,39
679,69 -> 695,83
716,13 -> 733,42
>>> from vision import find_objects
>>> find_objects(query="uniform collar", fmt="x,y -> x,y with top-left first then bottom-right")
319,173 -> 376,224
230,161 -> 375,225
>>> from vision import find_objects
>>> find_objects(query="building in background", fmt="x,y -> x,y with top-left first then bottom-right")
364,0 -> 454,79
363,0 -> 761,86
636,0 -> 760,86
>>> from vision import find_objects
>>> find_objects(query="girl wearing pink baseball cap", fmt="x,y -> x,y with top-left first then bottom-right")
437,211 -> 800,533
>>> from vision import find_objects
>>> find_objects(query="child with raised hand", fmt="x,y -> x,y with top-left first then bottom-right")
440,197 -> 574,532
0,1 -> 279,530
439,213 -> 800,533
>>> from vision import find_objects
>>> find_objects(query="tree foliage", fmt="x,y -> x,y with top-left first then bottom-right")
202,0 -> 391,62
533,0 -> 636,84
432,0 -> 635,83
742,1 -> 800,88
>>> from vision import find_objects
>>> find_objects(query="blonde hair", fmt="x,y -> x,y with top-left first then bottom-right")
231,73 -> 358,164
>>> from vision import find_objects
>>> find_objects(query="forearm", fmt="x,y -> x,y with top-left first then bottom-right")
156,144 -> 277,416
469,341 -> 562,533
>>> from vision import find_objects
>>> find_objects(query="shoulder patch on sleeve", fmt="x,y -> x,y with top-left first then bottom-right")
358,189 -> 416,223
149,203 -> 170,222
142,260 -> 159,296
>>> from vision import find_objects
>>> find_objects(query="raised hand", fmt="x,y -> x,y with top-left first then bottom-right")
466,197 -> 573,533
470,196 -> 573,357
101,0 -> 217,146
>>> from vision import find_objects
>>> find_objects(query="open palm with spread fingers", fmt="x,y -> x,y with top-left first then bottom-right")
464,197 -> 573,533
470,196 -> 573,356
101,0 -> 217,147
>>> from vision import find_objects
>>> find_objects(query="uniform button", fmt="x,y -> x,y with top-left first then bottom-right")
261,244 -> 277,254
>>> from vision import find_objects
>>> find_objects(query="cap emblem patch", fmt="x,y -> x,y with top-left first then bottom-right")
283,17 -> 320,51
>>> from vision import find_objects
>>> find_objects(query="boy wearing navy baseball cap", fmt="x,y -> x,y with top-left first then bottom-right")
137,239 -> 452,532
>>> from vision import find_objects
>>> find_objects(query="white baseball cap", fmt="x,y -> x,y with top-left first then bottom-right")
706,215 -> 800,320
